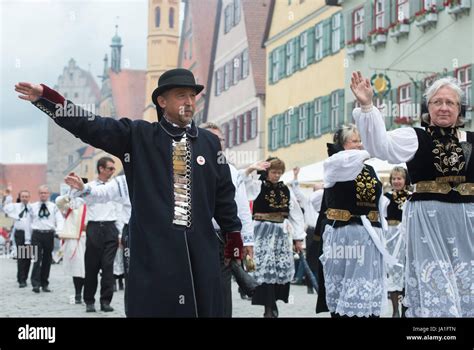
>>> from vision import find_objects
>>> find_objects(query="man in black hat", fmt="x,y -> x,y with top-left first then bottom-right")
15,68 -> 243,317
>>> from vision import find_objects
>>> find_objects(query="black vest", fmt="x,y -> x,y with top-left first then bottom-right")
252,181 -> 290,215
323,164 -> 382,228
407,128 -> 474,203
384,191 -> 410,221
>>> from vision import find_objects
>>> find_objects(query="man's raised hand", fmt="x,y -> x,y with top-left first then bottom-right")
15,82 -> 43,102
64,173 -> 85,191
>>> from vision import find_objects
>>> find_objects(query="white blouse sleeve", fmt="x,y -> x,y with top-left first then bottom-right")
240,171 -> 262,201
353,106 -> 419,164
287,190 -> 306,241
379,194 -> 390,219
378,194 -> 390,232
310,189 -> 324,212
323,149 -> 371,188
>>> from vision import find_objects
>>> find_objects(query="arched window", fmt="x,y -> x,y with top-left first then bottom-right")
169,7 -> 175,28
155,7 -> 161,27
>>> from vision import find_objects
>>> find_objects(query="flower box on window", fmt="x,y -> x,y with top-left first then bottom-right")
446,0 -> 471,15
368,28 -> 388,47
415,6 -> 439,28
389,20 -> 410,39
346,39 -> 365,57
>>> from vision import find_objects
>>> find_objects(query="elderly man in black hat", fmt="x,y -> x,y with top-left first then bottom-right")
15,68 -> 243,317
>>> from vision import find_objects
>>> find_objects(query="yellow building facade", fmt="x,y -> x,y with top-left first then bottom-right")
143,0 -> 181,122
264,0 -> 345,172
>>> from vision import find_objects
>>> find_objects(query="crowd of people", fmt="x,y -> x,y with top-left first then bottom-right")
2,68 -> 470,318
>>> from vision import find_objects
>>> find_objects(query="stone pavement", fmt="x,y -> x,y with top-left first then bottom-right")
0,256 -> 392,318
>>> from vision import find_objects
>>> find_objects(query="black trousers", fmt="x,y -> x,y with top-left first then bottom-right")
84,221 -> 119,305
217,230 -> 232,318
122,224 -> 129,315
14,230 -> 31,284
30,230 -> 54,288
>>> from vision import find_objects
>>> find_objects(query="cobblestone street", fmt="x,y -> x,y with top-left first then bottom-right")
0,255 -> 394,317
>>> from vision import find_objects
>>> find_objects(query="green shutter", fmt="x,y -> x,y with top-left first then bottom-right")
346,101 -> 354,125
321,95 -> 331,133
293,37 -> 300,72
322,19 -> 331,57
268,118 -> 273,150
338,90 -> 345,126
278,114 -> 285,148
308,102 -> 314,137
364,1 -> 373,40
278,46 -> 286,79
410,0 -> 421,19
307,27 -> 315,64
344,9 -> 353,45
412,81 -> 422,119
268,51 -> 273,85
290,108 -> 299,144
389,0 -> 397,25
339,13 -> 345,48
383,0 -> 391,28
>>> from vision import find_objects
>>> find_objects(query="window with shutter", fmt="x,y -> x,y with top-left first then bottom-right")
456,65 -> 472,106
242,49 -> 249,79
215,69 -> 222,96
284,112 -> 291,146
279,47 -> 286,79
286,40 -> 294,76
300,32 -> 308,69
293,37 -> 300,72
298,104 -> 308,141
233,0 -> 241,25
321,96 -> 331,133
272,50 -> 279,83
314,98 -> 322,136
291,107 -> 299,144
233,56 -> 240,85
397,0 -> 409,22
270,117 -> 278,150
228,119 -> 235,147
235,115 -> 242,145
268,51 -> 274,84
331,13 -> 341,53
223,122 -> 229,148
315,23 -> 323,61
330,91 -> 339,130
353,7 -> 364,41
375,0 -> 385,29
307,28 -> 315,64
322,19 -> 331,57
338,90 -> 345,126
224,63 -> 231,90
251,108 -> 258,139
224,5 -> 232,34
243,112 -> 249,142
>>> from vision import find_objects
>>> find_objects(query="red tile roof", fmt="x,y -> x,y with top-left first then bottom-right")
108,68 -> 146,120
0,164 -> 47,202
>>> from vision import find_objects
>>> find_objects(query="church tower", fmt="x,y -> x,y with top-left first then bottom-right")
143,0 -> 181,122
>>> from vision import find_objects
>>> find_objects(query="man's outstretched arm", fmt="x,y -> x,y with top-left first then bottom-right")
15,82 -> 132,158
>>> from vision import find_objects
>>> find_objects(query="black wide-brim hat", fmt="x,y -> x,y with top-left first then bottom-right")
152,68 -> 204,120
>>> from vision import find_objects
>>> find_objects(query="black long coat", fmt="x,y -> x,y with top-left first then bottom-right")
33,98 -> 241,317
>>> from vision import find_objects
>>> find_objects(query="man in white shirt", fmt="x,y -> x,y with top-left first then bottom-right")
2,190 -> 33,288
64,173 -> 131,313
80,157 -> 120,313
29,185 -> 64,293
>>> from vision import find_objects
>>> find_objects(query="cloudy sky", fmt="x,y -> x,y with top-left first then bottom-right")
0,0 -> 150,163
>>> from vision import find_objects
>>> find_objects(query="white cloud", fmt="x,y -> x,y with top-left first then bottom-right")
1,0 -> 148,163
